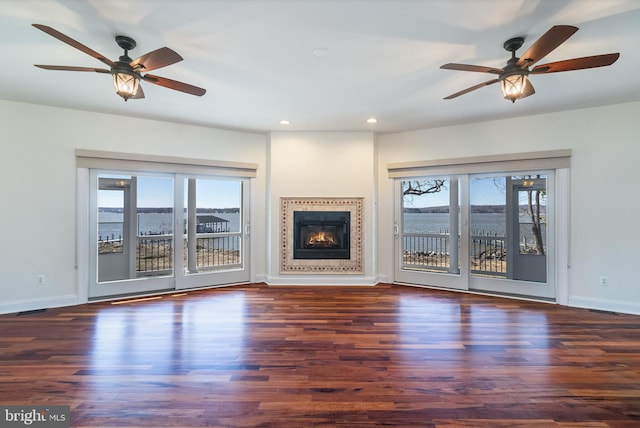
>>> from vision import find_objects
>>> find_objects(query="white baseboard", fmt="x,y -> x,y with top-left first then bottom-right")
253,273 -> 267,283
5,290 -> 636,318
265,275 -> 380,286
569,296 -> 640,315
0,295 -> 80,315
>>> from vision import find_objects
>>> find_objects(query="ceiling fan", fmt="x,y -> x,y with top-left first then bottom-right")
32,23 -> 206,101
440,25 -> 619,102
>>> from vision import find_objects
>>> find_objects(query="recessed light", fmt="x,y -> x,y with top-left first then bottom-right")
279,120 -> 291,125
366,118 -> 378,124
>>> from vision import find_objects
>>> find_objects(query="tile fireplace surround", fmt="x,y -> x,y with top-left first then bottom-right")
280,197 -> 364,274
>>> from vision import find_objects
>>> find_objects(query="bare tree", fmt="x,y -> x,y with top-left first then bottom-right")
522,175 -> 546,255
402,180 -> 446,196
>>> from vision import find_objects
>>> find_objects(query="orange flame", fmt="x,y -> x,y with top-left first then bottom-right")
307,230 -> 335,245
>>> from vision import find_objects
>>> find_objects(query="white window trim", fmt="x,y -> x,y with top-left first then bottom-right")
76,149 -> 258,178
387,149 -> 570,178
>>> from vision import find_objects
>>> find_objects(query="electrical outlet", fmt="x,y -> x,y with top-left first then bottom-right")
36,274 -> 46,285
599,276 -> 608,286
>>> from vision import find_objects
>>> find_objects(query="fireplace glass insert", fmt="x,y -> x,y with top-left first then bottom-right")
293,211 -> 350,259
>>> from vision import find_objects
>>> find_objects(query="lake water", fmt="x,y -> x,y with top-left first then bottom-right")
100,211 -> 530,241
403,212 -> 506,235
98,211 -> 240,239
403,212 -> 546,251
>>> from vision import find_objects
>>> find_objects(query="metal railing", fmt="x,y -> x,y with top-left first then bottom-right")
137,234 -> 173,275
135,233 -> 242,275
98,222 -> 241,275
402,231 -> 507,277
470,232 -> 506,276
193,233 -> 241,271
98,221 -> 124,254
402,233 -> 450,271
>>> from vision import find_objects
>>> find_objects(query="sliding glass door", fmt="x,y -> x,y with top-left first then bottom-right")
88,170 -> 249,299
395,170 -> 556,300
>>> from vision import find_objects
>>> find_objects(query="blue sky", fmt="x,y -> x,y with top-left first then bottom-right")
98,175 -> 241,208
403,176 -> 548,207
100,175 -> 543,208
403,177 -> 507,207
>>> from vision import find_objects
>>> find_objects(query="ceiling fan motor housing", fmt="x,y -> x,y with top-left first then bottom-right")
113,35 -> 139,74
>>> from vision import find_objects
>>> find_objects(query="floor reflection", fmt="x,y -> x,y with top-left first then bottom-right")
90,292 -> 246,374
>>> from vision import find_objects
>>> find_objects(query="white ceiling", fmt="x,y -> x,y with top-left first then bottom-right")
1,0 -> 639,134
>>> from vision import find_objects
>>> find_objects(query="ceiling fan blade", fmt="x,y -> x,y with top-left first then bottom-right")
142,74 -> 206,96
130,47 -> 183,72
531,53 -> 620,74
440,63 -> 503,74
34,64 -> 110,73
517,25 -> 578,67
32,24 -> 115,68
443,79 -> 499,99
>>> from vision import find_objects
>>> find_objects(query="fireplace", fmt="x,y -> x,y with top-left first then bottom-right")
293,211 -> 350,259
280,197 -> 363,274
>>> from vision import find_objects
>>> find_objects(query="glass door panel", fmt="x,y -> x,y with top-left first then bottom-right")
90,172 -> 175,298
511,175 -> 548,283
469,176 -> 507,278
175,176 -> 249,289
135,176 -> 175,278
96,176 -> 129,283
394,176 -> 468,290
469,172 -> 555,300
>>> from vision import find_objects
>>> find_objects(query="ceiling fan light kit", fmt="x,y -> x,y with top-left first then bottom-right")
500,73 -> 528,102
111,35 -> 140,101
112,70 -> 140,101
498,37 -> 529,102
32,24 -> 206,102
441,25 -> 619,103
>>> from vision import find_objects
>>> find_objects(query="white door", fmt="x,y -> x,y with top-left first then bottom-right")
468,172 -> 555,300
88,170 -> 250,299
174,175 -> 250,290
394,175 -> 469,290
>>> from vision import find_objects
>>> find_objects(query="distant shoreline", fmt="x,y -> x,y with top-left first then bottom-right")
99,205 -> 544,214
98,207 -> 240,214
404,205 -> 546,214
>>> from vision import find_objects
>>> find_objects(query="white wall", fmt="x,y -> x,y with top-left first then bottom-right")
2,98 -> 639,315
0,100 -> 267,314
377,101 -> 640,314
266,132 -> 378,284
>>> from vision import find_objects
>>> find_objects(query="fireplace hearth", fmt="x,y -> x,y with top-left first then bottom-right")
293,211 -> 350,259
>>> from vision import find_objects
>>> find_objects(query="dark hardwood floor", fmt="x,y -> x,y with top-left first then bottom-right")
1,283 -> 640,427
